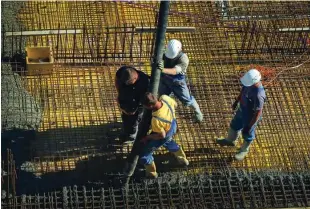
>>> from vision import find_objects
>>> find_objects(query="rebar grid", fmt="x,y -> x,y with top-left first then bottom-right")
1,150 -> 16,199
2,0 -> 310,196
2,171 -> 310,209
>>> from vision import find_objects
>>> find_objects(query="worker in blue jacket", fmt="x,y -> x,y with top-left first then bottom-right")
217,69 -> 266,160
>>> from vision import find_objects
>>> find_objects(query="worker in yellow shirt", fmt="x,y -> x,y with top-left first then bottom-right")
140,92 -> 189,178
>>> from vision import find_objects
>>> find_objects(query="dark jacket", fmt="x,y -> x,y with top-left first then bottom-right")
116,68 -> 149,113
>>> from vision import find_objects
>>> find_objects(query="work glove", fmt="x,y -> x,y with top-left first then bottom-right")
157,61 -> 164,72
232,100 -> 239,111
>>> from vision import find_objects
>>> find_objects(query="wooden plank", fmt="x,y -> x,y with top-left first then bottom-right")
279,27 -> 310,32
5,29 -> 83,36
5,27 -> 195,37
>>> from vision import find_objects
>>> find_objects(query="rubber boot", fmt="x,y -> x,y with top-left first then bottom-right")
235,140 -> 252,161
216,128 -> 239,146
189,98 -> 203,122
172,148 -> 189,166
144,161 -> 158,178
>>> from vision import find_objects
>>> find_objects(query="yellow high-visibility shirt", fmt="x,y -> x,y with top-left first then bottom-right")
151,95 -> 177,134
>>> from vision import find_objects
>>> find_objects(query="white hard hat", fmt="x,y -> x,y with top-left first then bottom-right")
165,39 -> 182,59
240,69 -> 261,86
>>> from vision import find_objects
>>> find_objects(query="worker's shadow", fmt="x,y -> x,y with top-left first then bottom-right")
7,121 -> 132,195
153,147 -> 234,173
12,128 -> 234,195
13,148 -> 234,195
16,153 -> 128,195
32,121 -> 124,157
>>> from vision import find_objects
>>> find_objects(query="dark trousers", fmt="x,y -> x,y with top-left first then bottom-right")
121,107 -> 143,140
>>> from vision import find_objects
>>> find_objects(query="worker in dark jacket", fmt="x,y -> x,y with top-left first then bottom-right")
115,66 -> 149,143
216,69 -> 266,160
159,39 -> 203,122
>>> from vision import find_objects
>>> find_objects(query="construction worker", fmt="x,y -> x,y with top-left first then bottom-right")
115,66 -> 149,143
140,92 -> 189,178
158,39 -> 203,122
216,69 -> 266,160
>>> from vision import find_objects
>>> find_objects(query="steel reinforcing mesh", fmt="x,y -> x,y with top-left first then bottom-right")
1,1 -> 310,206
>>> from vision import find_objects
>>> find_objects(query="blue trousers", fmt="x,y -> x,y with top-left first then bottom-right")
139,137 -> 180,165
159,76 -> 194,106
230,108 -> 261,142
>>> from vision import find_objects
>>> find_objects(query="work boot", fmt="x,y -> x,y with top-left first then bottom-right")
216,128 -> 239,146
144,161 -> 158,178
190,98 -> 203,122
235,140 -> 252,161
172,148 -> 189,166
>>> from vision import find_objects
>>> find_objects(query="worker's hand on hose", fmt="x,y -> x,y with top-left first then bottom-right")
242,126 -> 251,135
124,108 -> 137,115
126,111 -> 136,115
141,136 -> 149,145
232,100 -> 239,111
119,107 -> 129,115
122,109 -> 136,115
119,104 -> 136,115
157,61 -> 164,72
